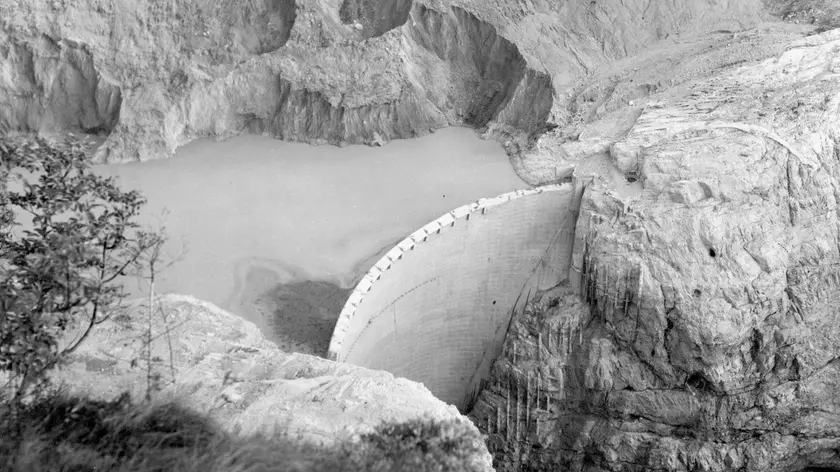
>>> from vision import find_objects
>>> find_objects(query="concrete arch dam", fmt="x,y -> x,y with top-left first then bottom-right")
328,184 -> 580,410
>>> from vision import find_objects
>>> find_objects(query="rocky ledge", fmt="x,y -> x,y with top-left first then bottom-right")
49,294 -> 492,470
470,28 -> 840,472
1,0 -> 779,162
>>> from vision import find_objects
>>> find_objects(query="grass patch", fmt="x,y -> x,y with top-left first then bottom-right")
0,392 -> 487,472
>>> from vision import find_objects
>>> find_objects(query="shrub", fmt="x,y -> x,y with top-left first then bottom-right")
0,393 -> 487,472
349,416 -> 488,472
0,392 -> 220,471
0,134 -> 162,406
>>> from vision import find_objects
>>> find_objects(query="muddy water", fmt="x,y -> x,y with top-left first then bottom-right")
93,128 -> 527,355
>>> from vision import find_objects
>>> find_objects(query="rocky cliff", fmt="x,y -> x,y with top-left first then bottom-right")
469,27 -> 840,472
5,0 -> 840,470
1,0 -> 777,162
48,293 -> 492,471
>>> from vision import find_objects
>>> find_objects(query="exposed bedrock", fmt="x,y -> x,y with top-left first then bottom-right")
244,0 -> 298,54
469,29 -> 840,471
339,0 -> 413,38
764,0 -> 840,30
158,2 -> 554,158
154,69 -> 446,152
0,32 -> 121,136
404,4 -> 553,137
0,0 -> 767,161
104,1 -> 556,160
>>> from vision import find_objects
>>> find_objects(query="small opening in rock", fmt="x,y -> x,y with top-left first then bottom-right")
708,248 -> 717,258
686,371 -> 713,392
492,300 -> 496,305
693,289 -> 702,298
749,329 -> 761,360
790,357 -> 802,381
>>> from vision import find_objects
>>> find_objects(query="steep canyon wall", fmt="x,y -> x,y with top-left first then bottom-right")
469,28 -> 840,472
0,33 -> 121,136
1,0 -> 775,161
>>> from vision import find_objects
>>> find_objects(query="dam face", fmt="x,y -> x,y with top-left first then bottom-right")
328,185 -> 577,410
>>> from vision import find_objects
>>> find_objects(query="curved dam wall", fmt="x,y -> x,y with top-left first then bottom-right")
328,184 -> 579,410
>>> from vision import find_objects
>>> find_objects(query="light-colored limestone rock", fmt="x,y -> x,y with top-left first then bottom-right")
0,0 -> 793,162
472,28 -> 840,472
4,0 -> 840,470
50,294 -> 492,471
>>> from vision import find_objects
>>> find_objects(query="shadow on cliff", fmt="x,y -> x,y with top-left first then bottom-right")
406,5 -> 552,133
321,1 -> 554,146
0,34 -> 121,138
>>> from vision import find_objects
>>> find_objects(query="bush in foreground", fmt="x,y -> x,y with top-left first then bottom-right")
1,134 -> 164,407
0,392 -> 486,472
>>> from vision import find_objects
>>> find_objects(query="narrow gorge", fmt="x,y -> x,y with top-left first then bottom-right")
3,0 -> 840,471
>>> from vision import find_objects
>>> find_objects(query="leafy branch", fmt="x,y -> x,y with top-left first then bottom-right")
0,134 -> 164,411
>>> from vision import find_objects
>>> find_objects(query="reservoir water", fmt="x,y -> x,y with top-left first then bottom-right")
93,128 -> 528,355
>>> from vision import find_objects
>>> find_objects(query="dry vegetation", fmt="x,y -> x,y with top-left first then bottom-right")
0,392 -> 488,472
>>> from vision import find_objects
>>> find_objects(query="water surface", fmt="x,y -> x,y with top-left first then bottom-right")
94,128 -> 527,352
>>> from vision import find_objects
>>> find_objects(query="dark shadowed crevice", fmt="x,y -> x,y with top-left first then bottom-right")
685,371 -> 716,394
257,0 -> 297,52
404,5 -> 552,137
339,0 -> 413,38
500,68 -> 554,138
228,0 -> 297,54
264,280 -> 351,358
406,5 -> 526,128
0,35 -> 121,138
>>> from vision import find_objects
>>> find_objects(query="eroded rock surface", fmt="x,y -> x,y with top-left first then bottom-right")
1,0 -> 778,161
470,28 -> 840,472
5,0 -> 840,470
49,293 -> 491,472
0,33 -> 121,135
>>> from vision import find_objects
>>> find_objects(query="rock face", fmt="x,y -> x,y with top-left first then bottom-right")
469,28 -> 840,472
6,0 -> 840,470
49,294 -> 492,471
1,0 -> 775,161
0,34 -> 121,135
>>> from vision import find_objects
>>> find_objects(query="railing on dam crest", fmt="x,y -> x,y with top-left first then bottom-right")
327,184 -> 572,362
